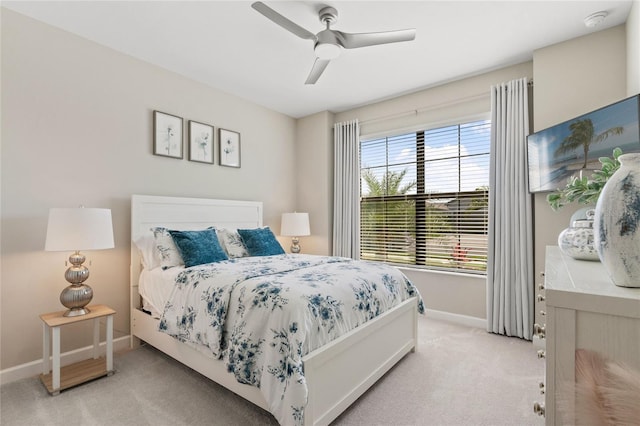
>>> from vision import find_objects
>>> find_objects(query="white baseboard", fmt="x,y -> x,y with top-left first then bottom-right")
0,335 -> 130,386
424,309 -> 486,329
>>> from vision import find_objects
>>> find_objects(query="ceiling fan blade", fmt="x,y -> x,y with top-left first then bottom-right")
252,2 -> 316,41
336,28 -> 416,49
305,58 -> 331,85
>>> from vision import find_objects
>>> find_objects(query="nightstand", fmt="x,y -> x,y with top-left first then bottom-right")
40,304 -> 116,395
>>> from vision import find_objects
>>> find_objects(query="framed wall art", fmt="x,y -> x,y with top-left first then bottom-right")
219,128 -> 241,168
188,120 -> 214,164
527,94 -> 639,193
153,110 -> 183,159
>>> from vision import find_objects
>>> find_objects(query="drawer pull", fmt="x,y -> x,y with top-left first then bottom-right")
540,310 -> 546,316
533,402 -> 545,417
534,323 -> 546,338
537,349 -> 546,359
538,283 -> 545,291
537,294 -> 545,302
539,381 -> 545,394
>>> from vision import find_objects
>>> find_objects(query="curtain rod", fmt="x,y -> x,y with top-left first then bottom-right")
359,79 -> 533,126
359,92 -> 488,126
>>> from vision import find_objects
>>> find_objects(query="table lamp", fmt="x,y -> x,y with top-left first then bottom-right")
45,207 -> 114,317
281,212 -> 310,254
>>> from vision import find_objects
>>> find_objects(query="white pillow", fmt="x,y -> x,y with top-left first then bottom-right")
217,228 -> 249,258
151,227 -> 184,269
133,234 -> 160,270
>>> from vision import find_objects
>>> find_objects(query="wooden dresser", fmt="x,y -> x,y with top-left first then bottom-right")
535,246 -> 640,424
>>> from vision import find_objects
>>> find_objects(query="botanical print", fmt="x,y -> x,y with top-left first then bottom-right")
219,128 -> 241,167
153,111 -> 183,158
189,121 -> 214,164
159,254 -> 424,426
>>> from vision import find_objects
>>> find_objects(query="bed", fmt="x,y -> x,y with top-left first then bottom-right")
130,194 -> 422,426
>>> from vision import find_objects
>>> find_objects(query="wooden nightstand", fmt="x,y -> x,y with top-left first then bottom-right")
40,304 -> 116,395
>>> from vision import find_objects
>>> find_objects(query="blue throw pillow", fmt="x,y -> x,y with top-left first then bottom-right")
168,228 -> 228,267
237,227 -> 285,257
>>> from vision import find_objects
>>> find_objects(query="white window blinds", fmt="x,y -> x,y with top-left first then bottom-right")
360,120 -> 490,274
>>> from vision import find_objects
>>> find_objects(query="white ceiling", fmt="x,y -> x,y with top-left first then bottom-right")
2,1 -> 633,118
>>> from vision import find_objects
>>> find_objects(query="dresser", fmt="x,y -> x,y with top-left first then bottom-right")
535,246 -> 640,425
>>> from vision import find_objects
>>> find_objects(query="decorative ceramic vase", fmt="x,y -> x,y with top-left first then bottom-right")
558,209 -> 599,261
594,153 -> 640,287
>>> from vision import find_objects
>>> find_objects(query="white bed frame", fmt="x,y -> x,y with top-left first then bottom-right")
130,194 -> 419,426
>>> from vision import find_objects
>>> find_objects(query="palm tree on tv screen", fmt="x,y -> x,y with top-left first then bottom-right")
555,118 -> 624,169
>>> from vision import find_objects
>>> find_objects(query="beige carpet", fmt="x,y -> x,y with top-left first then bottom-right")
0,316 -> 544,425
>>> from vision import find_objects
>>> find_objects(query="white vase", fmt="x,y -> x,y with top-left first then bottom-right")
594,153 -> 640,287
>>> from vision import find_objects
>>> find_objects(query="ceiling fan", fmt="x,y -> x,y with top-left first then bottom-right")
251,1 -> 416,85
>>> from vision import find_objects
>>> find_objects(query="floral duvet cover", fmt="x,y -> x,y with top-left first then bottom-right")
159,254 -> 423,425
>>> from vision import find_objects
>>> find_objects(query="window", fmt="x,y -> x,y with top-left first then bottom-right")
360,119 -> 490,274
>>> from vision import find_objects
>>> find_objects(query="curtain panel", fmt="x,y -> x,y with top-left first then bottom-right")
333,119 -> 360,259
487,78 -> 534,340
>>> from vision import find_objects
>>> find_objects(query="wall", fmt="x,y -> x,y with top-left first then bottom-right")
629,0 -> 640,95
0,9 -> 297,370
294,111 -> 335,255
532,25 -> 627,328
325,62 -> 534,320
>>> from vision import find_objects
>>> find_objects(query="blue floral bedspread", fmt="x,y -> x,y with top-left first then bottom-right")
159,254 -> 424,426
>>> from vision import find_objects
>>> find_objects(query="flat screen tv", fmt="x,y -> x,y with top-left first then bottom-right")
527,94 -> 640,193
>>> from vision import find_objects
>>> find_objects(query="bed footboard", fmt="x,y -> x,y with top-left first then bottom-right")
132,296 -> 418,426
302,297 -> 418,426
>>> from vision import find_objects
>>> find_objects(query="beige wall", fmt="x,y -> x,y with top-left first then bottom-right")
629,0 -> 640,95
328,62 -> 534,319
0,9 -> 297,370
294,111 -> 335,255
531,25 -> 627,328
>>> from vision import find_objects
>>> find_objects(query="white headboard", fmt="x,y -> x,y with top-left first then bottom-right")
130,194 -> 263,313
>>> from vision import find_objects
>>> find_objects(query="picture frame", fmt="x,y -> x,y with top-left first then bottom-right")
527,94 -> 640,193
153,110 -> 183,159
188,120 -> 214,164
219,128 -> 241,168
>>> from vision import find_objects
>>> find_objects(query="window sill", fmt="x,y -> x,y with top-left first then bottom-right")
396,265 -> 487,281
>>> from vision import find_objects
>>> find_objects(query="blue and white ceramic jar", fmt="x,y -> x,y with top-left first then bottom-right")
594,153 -> 640,287
558,209 -> 599,261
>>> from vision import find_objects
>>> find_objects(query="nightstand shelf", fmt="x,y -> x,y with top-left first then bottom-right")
40,304 -> 116,395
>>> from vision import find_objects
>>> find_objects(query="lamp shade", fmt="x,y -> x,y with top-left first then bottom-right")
45,208 -> 114,251
280,212 -> 310,237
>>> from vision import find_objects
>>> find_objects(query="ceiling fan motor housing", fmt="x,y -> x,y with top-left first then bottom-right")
315,29 -> 341,59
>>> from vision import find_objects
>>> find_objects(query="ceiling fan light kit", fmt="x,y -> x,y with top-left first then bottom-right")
315,43 -> 341,60
251,1 -> 416,84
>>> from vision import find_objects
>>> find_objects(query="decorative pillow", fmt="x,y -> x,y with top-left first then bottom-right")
217,228 -> 249,258
151,227 -> 184,269
237,227 -> 285,257
133,234 -> 160,270
168,228 -> 228,267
